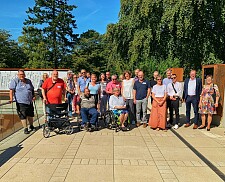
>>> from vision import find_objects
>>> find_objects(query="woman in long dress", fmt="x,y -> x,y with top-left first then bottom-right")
148,75 -> 167,131
198,75 -> 220,131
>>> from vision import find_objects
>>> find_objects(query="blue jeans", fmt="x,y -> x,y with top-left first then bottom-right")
66,92 -> 74,116
185,96 -> 199,125
80,108 -> 98,125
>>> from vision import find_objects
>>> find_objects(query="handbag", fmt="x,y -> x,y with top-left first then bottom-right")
172,83 -> 182,107
211,84 -> 216,103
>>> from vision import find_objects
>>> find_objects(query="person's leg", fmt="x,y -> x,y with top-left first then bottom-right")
142,98 -> 147,123
89,108 -> 98,125
168,99 -> 173,124
185,96 -> 192,124
119,114 -> 125,126
80,108 -> 88,125
173,99 -> 180,125
136,100 -> 142,125
192,97 -> 199,125
207,114 -> 213,130
67,93 -> 73,116
128,99 -> 135,124
200,114 -> 206,127
16,103 -> 29,134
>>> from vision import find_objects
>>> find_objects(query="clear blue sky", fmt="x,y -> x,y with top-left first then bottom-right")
0,0 -> 120,40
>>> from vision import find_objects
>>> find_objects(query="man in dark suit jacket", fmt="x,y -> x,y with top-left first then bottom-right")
183,70 -> 202,129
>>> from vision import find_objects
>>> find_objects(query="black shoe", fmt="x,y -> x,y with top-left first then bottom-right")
24,128 -> 30,134
30,125 -> 35,131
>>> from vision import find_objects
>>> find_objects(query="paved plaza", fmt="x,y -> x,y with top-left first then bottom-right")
1,110 -> 225,181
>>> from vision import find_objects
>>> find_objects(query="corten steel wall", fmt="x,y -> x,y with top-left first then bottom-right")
170,68 -> 184,82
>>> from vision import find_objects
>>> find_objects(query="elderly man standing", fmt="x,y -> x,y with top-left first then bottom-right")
133,71 -> 151,128
65,70 -> 75,117
163,69 -> 172,87
183,70 -> 202,129
78,69 -> 91,94
9,69 -> 35,134
42,70 -> 67,105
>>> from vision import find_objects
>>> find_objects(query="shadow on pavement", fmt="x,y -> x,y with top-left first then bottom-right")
0,145 -> 23,167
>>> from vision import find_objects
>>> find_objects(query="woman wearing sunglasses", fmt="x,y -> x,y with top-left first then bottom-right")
149,75 -> 167,131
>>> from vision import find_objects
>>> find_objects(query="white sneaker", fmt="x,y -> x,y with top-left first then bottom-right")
173,124 -> 179,130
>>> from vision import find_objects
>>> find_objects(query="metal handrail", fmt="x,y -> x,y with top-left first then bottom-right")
0,101 -> 11,107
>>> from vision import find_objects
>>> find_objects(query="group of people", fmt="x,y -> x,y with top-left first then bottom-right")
9,68 -> 220,134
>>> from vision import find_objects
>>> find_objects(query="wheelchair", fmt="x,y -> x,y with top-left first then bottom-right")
103,110 -> 130,132
43,103 -> 74,138
78,111 -> 100,132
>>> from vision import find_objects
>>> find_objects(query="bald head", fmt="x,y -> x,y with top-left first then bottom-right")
138,71 -> 144,81
52,70 -> 58,81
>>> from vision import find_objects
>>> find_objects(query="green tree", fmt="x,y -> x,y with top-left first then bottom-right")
105,0 -> 225,77
19,0 -> 78,68
72,30 -> 108,75
0,29 -> 27,68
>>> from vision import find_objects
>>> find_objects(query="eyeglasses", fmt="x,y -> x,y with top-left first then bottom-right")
157,79 -> 162,80
112,79 -> 117,80
172,77 -> 176,79
73,77 -> 77,78
81,72 -> 86,74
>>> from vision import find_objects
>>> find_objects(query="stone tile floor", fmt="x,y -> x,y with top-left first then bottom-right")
0,116 -> 225,182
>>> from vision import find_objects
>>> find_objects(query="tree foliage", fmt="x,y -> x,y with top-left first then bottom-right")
19,0 -> 78,68
72,30 -> 108,75
0,29 -> 27,68
105,0 -> 225,77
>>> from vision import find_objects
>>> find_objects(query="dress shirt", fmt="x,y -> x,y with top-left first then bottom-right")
188,78 -> 196,96
167,82 -> 183,98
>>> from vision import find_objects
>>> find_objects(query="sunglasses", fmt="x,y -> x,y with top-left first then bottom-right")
157,79 -> 162,80
81,72 -> 86,74
112,79 -> 117,80
172,77 -> 177,79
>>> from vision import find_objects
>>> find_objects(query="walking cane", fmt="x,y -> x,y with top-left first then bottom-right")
33,100 -> 41,128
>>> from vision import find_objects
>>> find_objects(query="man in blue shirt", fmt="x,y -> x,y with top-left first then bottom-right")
9,69 -> 35,134
78,69 -> 91,94
163,69 -> 172,87
133,71 -> 151,128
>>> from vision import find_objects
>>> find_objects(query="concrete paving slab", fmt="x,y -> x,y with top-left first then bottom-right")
0,163 -> 57,182
158,147 -> 200,161
152,136 -> 187,148
114,146 -> 152,160
65,164 -> 113,182
82,135 -> 113,146
114,136 -> 146,146
75,145 -> 113,159
171,166 -> 223,182
24,144 -> 68,158
196,147 -> 225,162
184,137 -> 223,148
114,165 -> 163,182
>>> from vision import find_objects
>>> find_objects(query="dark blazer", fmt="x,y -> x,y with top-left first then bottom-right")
183,77 -> 202,102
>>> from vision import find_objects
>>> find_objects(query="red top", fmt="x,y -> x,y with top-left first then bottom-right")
42,77 -> 66,104
106,81 -> 121,95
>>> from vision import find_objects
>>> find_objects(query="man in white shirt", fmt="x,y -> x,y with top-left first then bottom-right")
167,74 -> 183,129
183,70 -> 202,129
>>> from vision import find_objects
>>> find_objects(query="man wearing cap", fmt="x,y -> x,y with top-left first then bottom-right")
65,70 -> 75,117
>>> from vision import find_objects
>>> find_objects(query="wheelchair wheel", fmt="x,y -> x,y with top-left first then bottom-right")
43,124 -> 50,138
104,111 -> 115,128
65,125 -> 73,135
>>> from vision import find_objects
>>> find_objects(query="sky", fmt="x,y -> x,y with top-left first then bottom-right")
0,0 -> 120,40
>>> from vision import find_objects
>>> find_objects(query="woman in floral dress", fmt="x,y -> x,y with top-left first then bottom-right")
198,75 -> 220,131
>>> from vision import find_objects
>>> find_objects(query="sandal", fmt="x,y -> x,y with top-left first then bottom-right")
121,126 -> 129,131
198,125 -> 206,129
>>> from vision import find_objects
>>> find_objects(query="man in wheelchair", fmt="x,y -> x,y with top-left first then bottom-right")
108,88 -> 129,131
76,88 -> 98,131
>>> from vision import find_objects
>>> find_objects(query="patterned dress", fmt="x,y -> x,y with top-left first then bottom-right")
199,84 -> 220,114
